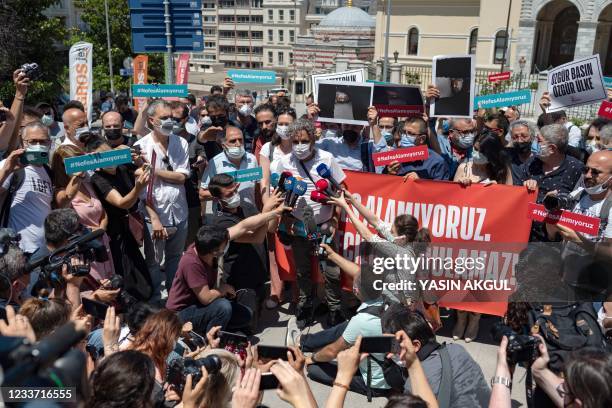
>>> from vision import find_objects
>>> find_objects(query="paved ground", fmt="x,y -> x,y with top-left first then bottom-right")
254,302 -> 527,408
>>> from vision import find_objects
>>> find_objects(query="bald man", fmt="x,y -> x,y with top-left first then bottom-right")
62,108 -> 89,149
101,111 -> 134,148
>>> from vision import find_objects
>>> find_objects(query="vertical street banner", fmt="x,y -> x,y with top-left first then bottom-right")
69,42 -> 93,123
547,54 -> 607,111
175,53 -> 190,85
133,55 -> 149,112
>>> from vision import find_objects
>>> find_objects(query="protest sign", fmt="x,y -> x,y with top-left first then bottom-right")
474,89 -> 532,109
547,54 -> 607,111
133,55 -> 149,112
132,84 -> 188,98
526,203 -> 601,236
604,76 -> 612,88
372,146 -> 429,166
312,69 -> 365,100
488,71 -> 511,83
64,149 -> 132,175
372,84 -> 424,117
223,167 -> 263,183
69,42 -> 93,123
175,53 -> 190,85
228,69 -> 277,84
598,100 -> 612,119
431,55 -> 475,118
317,81 -> 374,126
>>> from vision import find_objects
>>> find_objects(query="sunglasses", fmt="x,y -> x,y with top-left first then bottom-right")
162,156 -> 173,171
582,166 -> 603,177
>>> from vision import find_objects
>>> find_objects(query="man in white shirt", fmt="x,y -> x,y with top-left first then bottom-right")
134,100 -> 191,298
61,107 -> 90,149
0,122 -> 52,255
200,126 -> 259,207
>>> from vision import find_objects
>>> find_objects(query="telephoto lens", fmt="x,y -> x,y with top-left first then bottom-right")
543,193 -> 575,212
197,354 -> 222,375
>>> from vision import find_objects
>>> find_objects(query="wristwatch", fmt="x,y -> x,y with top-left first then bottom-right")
491,376 -> 512,389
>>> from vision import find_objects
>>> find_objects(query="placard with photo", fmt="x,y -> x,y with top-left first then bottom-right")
316,80 -> 374,125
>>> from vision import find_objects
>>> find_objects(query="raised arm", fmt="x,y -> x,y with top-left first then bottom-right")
328,191 -> 375,241
6,69 -> 30,153
227,205 -> 288,241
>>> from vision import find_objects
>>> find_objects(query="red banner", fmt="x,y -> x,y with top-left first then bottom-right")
488,71 -> 511,83
374,104 -> 424,118
527,202 -> 600,236
372,146 -> 429,166
133,55 -> 148,112
175,53 -> 190,85
598,100 -> 612,119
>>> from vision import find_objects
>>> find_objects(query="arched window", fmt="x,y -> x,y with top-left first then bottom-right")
494,30 -> 508,64
407,27 -> 418,55
469,28 -> 478,54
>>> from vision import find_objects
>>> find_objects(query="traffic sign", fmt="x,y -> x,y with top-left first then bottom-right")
120,68 -> 134,76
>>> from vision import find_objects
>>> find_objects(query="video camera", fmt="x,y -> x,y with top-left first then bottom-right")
491,323 -> 541,365
543,193 -> 576,212
106,274 -> 138,313
166,355 -> 221,393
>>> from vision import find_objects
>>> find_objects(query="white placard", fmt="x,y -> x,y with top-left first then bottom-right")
312,69 -> 365,101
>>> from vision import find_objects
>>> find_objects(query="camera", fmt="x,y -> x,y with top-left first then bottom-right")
491,323 -> 541,365
0,228 -> 20,256
543,193 -> 576,212
166,356 -> 222,392
106,274 -> 138,312
20,63 -> 42,81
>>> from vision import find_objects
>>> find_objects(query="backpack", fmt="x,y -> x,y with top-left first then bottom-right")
0,165 -> 53,228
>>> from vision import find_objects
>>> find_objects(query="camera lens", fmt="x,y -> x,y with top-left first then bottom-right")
198,355 -> 222,375
543,195 -> 560,212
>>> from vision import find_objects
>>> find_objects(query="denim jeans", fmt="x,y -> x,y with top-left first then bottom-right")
307,362 -> 392,398
143,218 -> 188,298
177,298 -> 252,335
300,321 -> 349,352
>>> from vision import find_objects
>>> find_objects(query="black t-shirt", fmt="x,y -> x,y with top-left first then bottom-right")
120,108 -> 138,126
185,134 -> 204,208
205,203 -> 267,290
516,154 -> 585,203
91,165 -> 137,237
505,147 -> 531,186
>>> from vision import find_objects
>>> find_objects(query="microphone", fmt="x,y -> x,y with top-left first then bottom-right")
317,222 -> 334,257
315,179 -> 337,198
289,180 -> 308,208
271,173 -> 280,189
310,190 -> 330,204
316,163 -> 342,192
283,177 -> 296,207
278,171 -> 293,193
303,205 -> 319,242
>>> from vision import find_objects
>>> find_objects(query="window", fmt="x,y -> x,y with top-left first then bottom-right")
469,28 -> 478,55
278,52 -> 284,64
268,29 -> 273,42
407,27 -> 418,55
290,9 -> 295,21
204,41 -> 216,48
279,30 -> 284,42
494,30 -> 508,64
289,30 -> 295,43
268,51 -> 273,63
289,52 -> 294,65
279,10 -> 284,21
268,9 -> 273,21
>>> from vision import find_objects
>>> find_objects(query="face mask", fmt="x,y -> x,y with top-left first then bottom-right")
515,141 -> 532,154
472,150 -> 489,165
201,116 -> 212,126
155,118 -> 175,136
172,121 -> 185,134
342,130 -> 360,143
41,114 -> 53,127
222,193 -> 241,209
225,145 -> 245,160
293,143 -> 312,160
276,125 -> 290,140
23,144 -> 50,165
382,130 -> 393,144
585,176 -> 611,195
535,143 -> 551,159
211,116 -> 228,128
454,133 -> 475,150
400,133 -> 416,148
104,128 -> 122,140
324,129 -> 337,138
586,140 -> 600,154
238,104 -> 253,117
75,126 -> 92,143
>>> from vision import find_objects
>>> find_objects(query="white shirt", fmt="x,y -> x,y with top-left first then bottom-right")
276,148 -> 346,224
134,132 -> 190,225
0,163 -> 52,253
200,151 -> 259,207
565,122 -> 583,148
571,191 -> 612,242
260,142 -> 291,174
185,116 -> 200,136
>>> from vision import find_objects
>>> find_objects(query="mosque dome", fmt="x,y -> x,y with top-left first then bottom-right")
319,6 -> 376,29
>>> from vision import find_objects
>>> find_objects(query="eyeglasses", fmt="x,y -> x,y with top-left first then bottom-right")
23,139 -> 51,146
379,125 -> 395,130
258,120 -> 273,126
403,131 -> 425,137
451,128 -> 475,136
158,115 -> 172,121
486,126 -> 503,134
582,166 -> 603,177
162,156 -> 173,171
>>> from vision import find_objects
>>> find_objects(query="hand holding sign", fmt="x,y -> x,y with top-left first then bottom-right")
539,91 -> 551,113
546,55 -> 607,111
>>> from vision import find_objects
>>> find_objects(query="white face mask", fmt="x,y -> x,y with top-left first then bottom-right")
585,176 -> 611,195
324,129 -> 337,138
586,140 -> 600,154
276,125 -> 290,139
41,114 -> 53,127
225,145 -> 245,160
238,104 -> 253,117
292,142 -> 312,160
222,193 -> 241,209
75,126 -> 91,142
201,116 -> 212,126
472,150 -> 489,165
155,118 -> 175,136
455,133 -> 475,149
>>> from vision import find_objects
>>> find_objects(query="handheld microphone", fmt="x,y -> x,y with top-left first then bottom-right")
310,190 -> 330,204
290,180 -> 308,207
303,205 -> 319,242
317,222 -> 334,257
315,179 -> 336,198
283,177 -> 296,207
316,163 -> 342,192
271,173 -> 280,189
278,171 -> 293,193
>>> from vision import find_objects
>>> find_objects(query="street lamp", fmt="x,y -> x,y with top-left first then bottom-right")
393,50 -> 399,63
518,56 -> 526,89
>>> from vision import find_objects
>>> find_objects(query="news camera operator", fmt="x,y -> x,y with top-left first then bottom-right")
0,228 -> 29,314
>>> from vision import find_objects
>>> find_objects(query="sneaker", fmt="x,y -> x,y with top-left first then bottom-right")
296,307 -> 313,330
286,316 -> 301,347
327,310 -> 347,327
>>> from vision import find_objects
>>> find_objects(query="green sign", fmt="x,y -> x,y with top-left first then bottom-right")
224,167 -> 263,183
131,84 -> 188,98
64,149 -> 132,174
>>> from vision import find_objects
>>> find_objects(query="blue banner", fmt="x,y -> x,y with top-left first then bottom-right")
474,89 -> 532,109
224,167 -> 263,183
132,84 -> 188,98
604,76 -> 612,88
228,69 -> 277,84
64,149 -> 132,175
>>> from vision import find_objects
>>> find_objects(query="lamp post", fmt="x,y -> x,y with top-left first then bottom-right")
393,50 -> 399,63
518,56 -> 526,89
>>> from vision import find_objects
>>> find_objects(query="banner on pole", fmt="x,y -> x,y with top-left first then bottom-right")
175,53 -> 190,85
133,55 -> 149,112
69,42 -> 93,123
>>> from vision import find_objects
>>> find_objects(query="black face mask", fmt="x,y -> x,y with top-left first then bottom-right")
515,141 -> 531,154
343,129 -> 359,143
211,115 -> 228,128
104,128 -> 122,140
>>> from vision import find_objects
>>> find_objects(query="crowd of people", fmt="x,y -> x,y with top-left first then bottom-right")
0,62 -> 610,408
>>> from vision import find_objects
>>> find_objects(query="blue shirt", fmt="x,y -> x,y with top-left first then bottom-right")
437,134 -> 472,177
395,148 -> 450,180
317,136 -> 388,172
200,151 -> 259,206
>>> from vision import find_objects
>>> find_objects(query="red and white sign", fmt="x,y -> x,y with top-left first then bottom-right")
372,146 -> 429,166
598,100 -> 612,119
374,104 -> 424,118
527,202 -> 601,236
175,53 -> 190,85
488,71 -> 512,83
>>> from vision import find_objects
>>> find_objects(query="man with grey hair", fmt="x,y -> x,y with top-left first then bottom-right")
134,100 -> 190,299
437,117 -> 477,177
231,89 -> 257,152
0,121 -> 53,254
600,124 -> 612,150
518,124 -> 584,240
507,120 -> 538,184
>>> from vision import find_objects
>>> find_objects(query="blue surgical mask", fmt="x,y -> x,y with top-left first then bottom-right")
324,129 -> 337,138
382,130 -> 393,144
400,133 -> 416,148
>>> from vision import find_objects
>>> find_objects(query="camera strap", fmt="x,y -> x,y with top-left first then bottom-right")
438,344 -> 452,408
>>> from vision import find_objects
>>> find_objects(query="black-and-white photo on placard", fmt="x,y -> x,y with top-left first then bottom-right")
431,55 -> 475,118
316,80 -> 374,125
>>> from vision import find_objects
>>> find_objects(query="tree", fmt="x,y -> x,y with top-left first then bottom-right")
68,0 -> 165,95
0,0 -> 67,104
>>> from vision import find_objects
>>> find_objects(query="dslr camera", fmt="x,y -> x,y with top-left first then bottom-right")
20,63 -> 42,81
543,193 -> 576,212
106,274 -> 138,313
166,356 -> 221,393
492,323 -> 541,365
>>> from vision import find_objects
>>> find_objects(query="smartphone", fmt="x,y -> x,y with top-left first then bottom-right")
82,297 -> 109,320
359,336 -> 398,354
257,345 -> 294,361
219,331 -> 248,347
20,149 -> 49,166
259,373 -> 279,390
